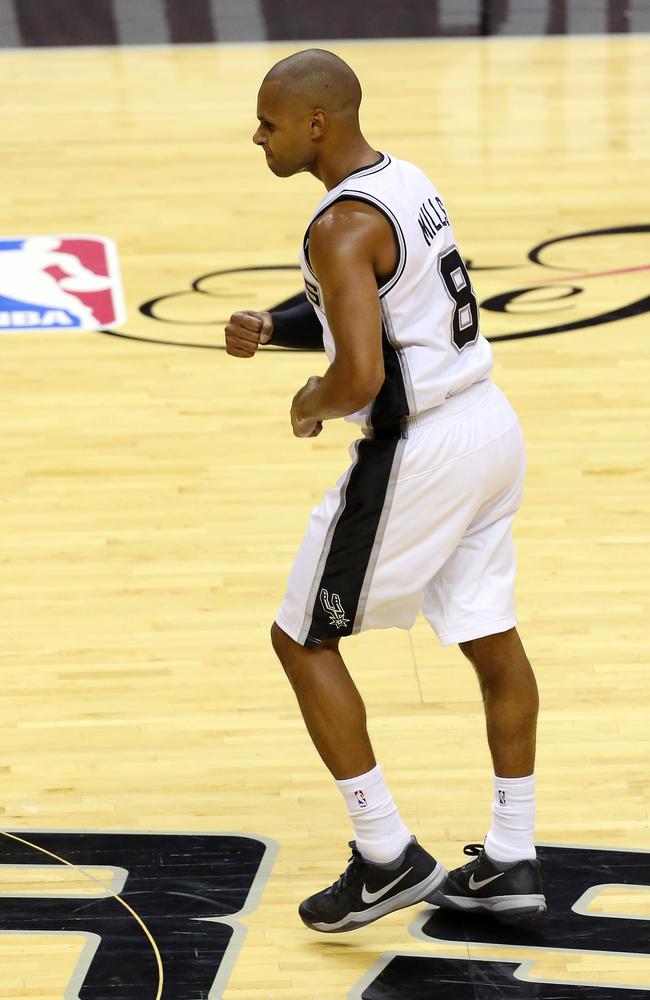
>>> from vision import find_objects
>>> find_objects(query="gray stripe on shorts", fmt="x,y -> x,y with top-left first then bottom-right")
352,436 -> 407,634
298,439 -> 362,646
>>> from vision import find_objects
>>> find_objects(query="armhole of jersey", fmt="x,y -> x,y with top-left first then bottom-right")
302,191 -> 407,297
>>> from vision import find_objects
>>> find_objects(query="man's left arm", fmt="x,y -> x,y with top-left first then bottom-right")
290,204 -> 386,438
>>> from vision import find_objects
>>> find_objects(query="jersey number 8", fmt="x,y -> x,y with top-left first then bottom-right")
438,246 -> 480,351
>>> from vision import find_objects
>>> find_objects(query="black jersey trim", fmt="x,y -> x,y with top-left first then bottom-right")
335,191 -> 408,295
301,189 -> 407,297
300,435 -> 404,647
368,303 -> 411,439
337,152 -> 391,182
380,297 -> 416,421
302,229 -> 318,282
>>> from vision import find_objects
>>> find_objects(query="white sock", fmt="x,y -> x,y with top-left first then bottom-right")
484,773 -> 537,863
335,763 -> 411,864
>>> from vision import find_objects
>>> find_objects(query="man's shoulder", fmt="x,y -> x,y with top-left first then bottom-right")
389,154 -> 438,189
310,198 -> 387,235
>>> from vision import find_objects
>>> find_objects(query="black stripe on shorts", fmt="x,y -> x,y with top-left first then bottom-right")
302,435 -> 403,647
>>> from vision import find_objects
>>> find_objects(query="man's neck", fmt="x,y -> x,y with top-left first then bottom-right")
313,140 -> 382,191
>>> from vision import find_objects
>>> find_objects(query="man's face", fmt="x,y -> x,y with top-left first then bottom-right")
253,81 -> 314,177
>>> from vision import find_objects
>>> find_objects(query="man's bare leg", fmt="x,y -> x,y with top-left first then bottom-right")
459,626 -> 539,778
270,620 -> 416,865
270,621 -> 375,780
270,621 -> 445,931
459,626 -> 540,864
430,626 -> 546,919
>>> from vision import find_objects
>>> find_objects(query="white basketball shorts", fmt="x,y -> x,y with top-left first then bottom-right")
275,378 -> 526,648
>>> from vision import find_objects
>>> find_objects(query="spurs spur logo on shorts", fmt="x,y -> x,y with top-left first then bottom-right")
319,588 -> 349,629
0,235 -> 126,332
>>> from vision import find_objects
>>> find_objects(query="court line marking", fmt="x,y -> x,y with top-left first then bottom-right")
535,263 -> 650,284
2,262 -> 648,337
0,828 -> 279,1000
0,830 -> 163,1000
0,862 -> 128,897
405,840 -> 650,982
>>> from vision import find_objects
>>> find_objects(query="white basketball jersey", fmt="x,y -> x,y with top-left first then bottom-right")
299,152 -> 493,435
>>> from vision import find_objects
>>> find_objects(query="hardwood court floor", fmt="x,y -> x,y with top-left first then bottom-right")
0,35 -> 649,999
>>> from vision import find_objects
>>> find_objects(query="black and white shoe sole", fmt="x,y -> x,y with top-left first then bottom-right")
428,890 -> 547,923
302,861 -> 448,933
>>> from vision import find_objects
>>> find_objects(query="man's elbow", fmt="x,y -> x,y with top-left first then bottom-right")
350,367 -> 385,410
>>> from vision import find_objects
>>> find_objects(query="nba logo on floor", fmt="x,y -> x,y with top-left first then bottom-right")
0,235 -> 126,332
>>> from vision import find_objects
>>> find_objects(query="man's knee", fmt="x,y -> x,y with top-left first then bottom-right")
270,621 -> 339,661
458,628 -> 521,670
270,621 -> 291,659
458,638 -> 476,663
459,628 -> 536,690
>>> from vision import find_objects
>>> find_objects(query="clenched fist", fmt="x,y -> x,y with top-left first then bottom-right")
291,375 -> 324,438
225,310 -> 273,358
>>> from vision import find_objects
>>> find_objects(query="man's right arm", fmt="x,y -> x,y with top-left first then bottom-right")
225,296 -> 323,358
270,298 -> 323,350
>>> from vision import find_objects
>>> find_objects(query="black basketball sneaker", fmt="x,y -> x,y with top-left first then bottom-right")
299,837 -> 447,933
428,843 -> 546,922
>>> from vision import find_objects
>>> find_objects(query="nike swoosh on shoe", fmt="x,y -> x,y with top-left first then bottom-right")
361,867 -> 414,904
468,872 -> 505,891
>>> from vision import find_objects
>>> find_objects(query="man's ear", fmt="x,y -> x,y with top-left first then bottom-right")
310,109 -> 327,138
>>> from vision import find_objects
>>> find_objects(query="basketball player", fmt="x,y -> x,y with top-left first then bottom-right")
225,49 -> 546,932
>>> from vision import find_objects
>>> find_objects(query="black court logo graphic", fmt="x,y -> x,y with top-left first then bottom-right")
352,843 -> 650,999
92,224 -> 650,350
0,829 -> 276,998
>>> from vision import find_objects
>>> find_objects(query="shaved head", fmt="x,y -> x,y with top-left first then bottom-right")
254,49 -> 375,184
263,49 -> 362,120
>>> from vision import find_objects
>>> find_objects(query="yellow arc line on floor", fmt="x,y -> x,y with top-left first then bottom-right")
0,829 -> 164,1000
